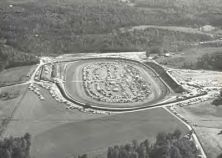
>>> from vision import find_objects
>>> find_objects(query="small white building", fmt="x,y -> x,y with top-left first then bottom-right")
120,0 -> 130,3
164,53 -> 171,57
200,25 -> 215,32
113,87 -> 119,92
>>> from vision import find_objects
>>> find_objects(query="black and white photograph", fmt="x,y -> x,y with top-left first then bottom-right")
0,0 -> 222,158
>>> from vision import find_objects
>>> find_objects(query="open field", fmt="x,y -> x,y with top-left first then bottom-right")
0,65 -> 35,87
31,107 -> 189,158
63,58 -> 168,109
4,85 -> 104,138
0,84 -> 28,135
0,85 -> 28,119
174,100 -> 222,158
122,25 -> 215,38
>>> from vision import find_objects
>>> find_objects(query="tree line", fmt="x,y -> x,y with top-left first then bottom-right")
0,43 -> 39,71
77,129 -> 200,158
196,52 -> 222,71
0,133 -> 31,158
107,129 -> 199,158
212,89 -> 222,106
0,0 -> 217,56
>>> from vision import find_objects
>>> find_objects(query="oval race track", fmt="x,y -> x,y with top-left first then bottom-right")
62,58 -> 170,111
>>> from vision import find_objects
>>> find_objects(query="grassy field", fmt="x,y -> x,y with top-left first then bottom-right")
0,84 -> 28,118
30,107 -> 189,158
0,65 -> 35,87
175,101 -> 222,158
0,84 -> 28,135
4,85 -> 104,138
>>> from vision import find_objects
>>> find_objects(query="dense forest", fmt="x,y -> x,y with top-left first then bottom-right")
212,89 -> 222,106
0,42 -> 39,71
0,0 -> 167,55
0,0 -> 221,55
164,50 -> 222,71
0,0 -> 222,71
78,129 -> 200,158
0,133 -> 31,158
196,52 -> 222,70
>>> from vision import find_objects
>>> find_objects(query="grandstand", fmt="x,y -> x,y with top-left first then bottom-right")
144,62 -> 185,93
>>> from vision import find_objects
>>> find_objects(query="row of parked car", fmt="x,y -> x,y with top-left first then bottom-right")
28,84 -> 45,100
176,92 -> 212,108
